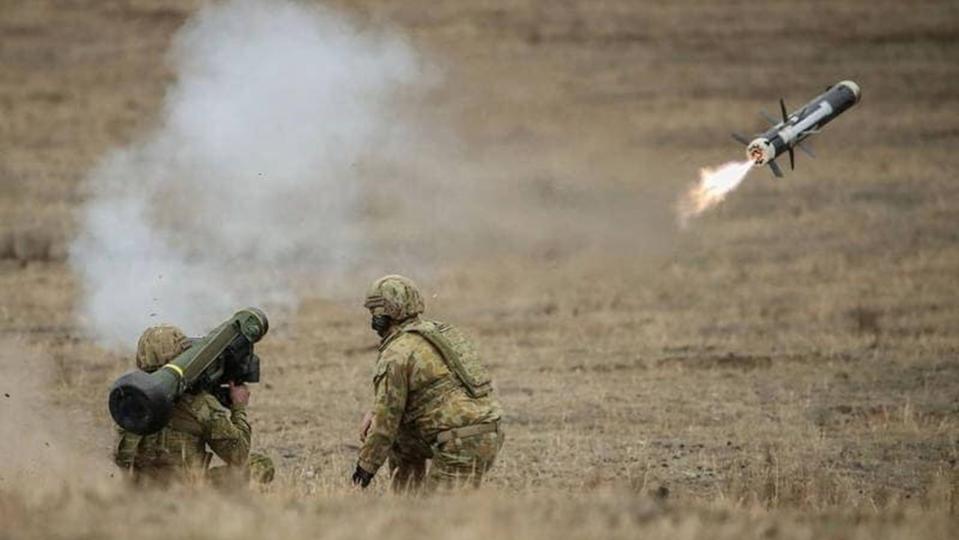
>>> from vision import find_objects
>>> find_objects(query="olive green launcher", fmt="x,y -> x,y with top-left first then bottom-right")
108,308 -> 269,435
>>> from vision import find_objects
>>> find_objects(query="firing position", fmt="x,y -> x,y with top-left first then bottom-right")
113,325 -> 274,486
352,275 -> 504,491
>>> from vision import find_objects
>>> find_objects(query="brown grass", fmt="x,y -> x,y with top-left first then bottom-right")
2,0 -> 959,538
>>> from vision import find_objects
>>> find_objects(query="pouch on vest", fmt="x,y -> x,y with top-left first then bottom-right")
406,321 -> 492,398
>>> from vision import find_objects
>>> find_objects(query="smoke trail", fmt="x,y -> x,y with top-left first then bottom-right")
70,0 -> 425,347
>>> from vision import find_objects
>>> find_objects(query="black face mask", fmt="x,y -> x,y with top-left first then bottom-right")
371,314 -> 393,338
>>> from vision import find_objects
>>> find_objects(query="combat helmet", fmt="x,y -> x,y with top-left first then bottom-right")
364,274 -> 425,322
136,325 -> 190,372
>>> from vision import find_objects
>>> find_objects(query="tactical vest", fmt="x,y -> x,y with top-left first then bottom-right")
404,320 -> 492,399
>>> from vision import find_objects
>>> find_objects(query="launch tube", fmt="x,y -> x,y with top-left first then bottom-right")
108,308 -> 268,435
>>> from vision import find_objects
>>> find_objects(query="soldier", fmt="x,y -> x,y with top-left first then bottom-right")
113,325 -> 274,486
352,275 -> 504,491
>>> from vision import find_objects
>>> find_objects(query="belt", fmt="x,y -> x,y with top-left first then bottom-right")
435,422 -> 499,444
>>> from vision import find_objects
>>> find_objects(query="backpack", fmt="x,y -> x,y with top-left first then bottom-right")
404,320 -> 492,399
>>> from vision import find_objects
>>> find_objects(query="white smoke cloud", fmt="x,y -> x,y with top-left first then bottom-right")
70,0 -> 427,347
70,0 -> 675,349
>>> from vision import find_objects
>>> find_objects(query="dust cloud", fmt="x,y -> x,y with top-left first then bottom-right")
0,339 -> 112,491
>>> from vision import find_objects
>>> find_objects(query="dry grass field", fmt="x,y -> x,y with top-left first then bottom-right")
2,0 -> 959,538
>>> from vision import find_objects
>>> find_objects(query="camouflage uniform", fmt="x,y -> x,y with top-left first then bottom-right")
113,325 -> 274,485
358,275 -> 504,491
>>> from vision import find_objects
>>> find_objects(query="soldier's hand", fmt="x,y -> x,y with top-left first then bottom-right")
228,382 -> 251,406
352,464 -> 374,488
359,411 -> 373,443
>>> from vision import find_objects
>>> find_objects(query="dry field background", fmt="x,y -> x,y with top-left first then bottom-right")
2,0 -> 959,538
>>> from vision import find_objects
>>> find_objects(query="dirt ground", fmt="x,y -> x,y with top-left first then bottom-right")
2,0 -> 958,538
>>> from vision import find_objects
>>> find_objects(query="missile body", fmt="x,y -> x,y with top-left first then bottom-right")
734,80 -> 861,177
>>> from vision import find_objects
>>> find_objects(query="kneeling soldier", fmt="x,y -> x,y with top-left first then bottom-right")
114,325 -> 274,486
353,275 -> 504,491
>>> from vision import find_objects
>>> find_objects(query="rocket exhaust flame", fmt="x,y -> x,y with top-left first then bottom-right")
677,160 -> 753,226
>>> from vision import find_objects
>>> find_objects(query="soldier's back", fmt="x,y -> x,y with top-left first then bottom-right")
386,319 -> 502,438
118,393 -> 221,482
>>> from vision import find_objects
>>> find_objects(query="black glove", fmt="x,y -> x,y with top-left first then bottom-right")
352,464 -> 374,488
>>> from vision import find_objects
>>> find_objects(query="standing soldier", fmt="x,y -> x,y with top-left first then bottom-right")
113,325 -> 274,486
352,275 -> 504,491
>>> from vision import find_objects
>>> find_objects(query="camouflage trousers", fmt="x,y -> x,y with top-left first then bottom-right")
389,428 -> 504,492
135,453 -> 275,487
208,453 -> 276,486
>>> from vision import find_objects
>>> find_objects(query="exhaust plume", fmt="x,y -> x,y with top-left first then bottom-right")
677,160 -> 753,226
70,0 -> 425,347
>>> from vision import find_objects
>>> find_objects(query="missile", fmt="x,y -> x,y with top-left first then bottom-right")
732,80 -> 861,178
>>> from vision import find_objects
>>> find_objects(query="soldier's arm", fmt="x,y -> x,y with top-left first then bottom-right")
114,427 -> 141,469
202,396 -> 252,467
357,348 -> 410,474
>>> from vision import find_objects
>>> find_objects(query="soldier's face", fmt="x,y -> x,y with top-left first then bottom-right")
369,307 -> 393,338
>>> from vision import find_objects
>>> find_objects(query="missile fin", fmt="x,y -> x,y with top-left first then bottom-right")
788,148 -> 795,170
779,98 -> 789,122
797,141 -> 815,158
768,160 -> 784,178
731,132 -> 751,145
759,110 -> 779,126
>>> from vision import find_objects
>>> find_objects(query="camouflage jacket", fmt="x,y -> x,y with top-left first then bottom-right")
358,317 -> 502,473
114,390 -> 251,478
